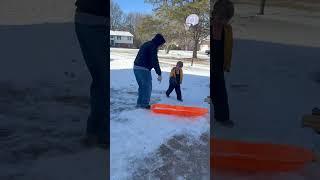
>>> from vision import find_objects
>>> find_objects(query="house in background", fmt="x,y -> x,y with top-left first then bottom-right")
199,35 -> 210,52
110,30 -> 134,48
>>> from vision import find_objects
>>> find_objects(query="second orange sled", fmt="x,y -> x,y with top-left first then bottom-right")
151,104 -> 208,117
211,138 -> 316,172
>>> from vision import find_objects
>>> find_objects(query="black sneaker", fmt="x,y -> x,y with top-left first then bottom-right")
166,93 -> 169,98
216,120 -> 234,128
139,105 -> 150,109
136,105 -> 151,109
178,99 -> 183,102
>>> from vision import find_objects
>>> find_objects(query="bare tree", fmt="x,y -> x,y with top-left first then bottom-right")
258,0 -> 266,15
145,0 -> 210,60
123,13 -> 146,47
123,13 -> 144,33
110,0 -> 124,30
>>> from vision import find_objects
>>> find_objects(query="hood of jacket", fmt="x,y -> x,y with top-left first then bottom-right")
151,34 -> 166,47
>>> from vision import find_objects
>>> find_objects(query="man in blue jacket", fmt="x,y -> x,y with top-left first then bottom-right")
134,34 -> 166,109
74,0 -> 108,148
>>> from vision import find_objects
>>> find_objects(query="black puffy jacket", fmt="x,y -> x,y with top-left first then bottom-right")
75,0 -> 108,17
134,34 -> 166,76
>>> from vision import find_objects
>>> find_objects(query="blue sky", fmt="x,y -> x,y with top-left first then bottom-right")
113,0 -> 154,14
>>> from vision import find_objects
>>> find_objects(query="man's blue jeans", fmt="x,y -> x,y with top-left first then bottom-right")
75,21 -> 108,144
134,69 -> 152,107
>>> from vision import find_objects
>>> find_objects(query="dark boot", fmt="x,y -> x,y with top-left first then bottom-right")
175,85 -> 182,102
136,105 -> 151,109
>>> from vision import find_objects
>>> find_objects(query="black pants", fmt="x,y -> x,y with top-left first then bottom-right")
166,80 -> 182,100
211,38 -> 230,122
75,21 -> 109,143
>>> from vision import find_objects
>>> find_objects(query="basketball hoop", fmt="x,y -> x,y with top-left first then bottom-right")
185,14 -> 199,31
186,14 -> 199,26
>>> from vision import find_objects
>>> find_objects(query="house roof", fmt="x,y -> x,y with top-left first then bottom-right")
110,30 -> 134,37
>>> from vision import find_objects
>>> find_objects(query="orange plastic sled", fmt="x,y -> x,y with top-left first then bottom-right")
211,138 -> 316,172
151,104 -> 208,117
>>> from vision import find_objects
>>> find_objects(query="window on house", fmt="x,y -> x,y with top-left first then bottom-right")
117,36 -> 121,40
127,37 -> 131,40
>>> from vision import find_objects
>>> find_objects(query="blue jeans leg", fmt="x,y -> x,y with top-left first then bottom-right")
75,22 -> 108,144
146,73 -> 152,105
134,69 -> 152,107
134,69 -> 142,106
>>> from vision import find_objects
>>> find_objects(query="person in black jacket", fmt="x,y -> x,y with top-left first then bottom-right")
134,34 -> 166,109
211,0 -> 235,128
74,0 -> 108,148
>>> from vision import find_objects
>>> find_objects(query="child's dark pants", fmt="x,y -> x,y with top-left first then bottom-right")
166,79 -> 182,100
211,30 -> 230,122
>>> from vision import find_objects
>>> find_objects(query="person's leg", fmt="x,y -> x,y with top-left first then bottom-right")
220,74 -> 230,121
213,72 -> 229,121
134,69 -> 151,108
147,71 -> 152,104
175,84 -> 182,101
166,82 -> 175,97
91,27 -> 108,144
75,23 -> 98,137
212,39 -> 223,121
134,69 -> 143,107
75,23 -> 108,144
211,38 -> 232,126
211,72 -> 219,120
142,71 -> 152,107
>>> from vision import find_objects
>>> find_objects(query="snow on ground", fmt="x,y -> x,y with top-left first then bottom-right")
111,48 -> 210,77
111,48 -> 210,61
0,23 -> 112,180
0,2 -> 319,179
212,3 -> 320,178
110,48 -> 210,179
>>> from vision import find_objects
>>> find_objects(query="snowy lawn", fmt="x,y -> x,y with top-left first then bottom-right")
110,48 -> 210,179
